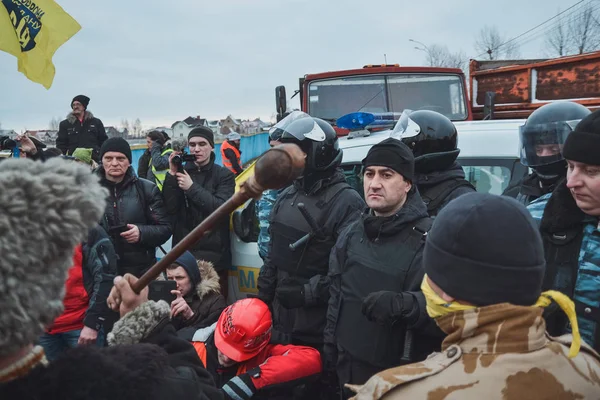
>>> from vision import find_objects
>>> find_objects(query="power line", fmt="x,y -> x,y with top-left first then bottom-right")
509,2 -> 600,52
474,0 -> 589,58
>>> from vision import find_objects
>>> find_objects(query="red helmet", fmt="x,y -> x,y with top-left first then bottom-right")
214,298 -> 272,362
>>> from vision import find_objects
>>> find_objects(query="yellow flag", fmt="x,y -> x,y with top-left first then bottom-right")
0,0 -> 81,89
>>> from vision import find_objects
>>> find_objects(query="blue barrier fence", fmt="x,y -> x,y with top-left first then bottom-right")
131,132 -> 270,171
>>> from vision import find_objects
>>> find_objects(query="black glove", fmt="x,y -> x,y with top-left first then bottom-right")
275,278 -> 305,309
362,291 -> 404,326
221,373 -> 257,400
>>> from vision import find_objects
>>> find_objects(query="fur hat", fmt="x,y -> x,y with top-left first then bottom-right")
0,158 -> 107,357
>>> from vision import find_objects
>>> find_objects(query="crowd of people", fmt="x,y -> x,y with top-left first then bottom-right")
1,95 -> 600,399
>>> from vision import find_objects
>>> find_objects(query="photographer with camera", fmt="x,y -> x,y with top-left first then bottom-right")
5,133 -> 55,161
163,127 -> 235,299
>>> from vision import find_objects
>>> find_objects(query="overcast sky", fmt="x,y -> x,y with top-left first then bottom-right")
0,0 -> 585,131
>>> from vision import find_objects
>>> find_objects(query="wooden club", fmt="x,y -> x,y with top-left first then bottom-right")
131,143 -> 306,293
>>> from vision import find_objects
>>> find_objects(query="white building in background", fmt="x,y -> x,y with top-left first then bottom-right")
171,116 -> 208,138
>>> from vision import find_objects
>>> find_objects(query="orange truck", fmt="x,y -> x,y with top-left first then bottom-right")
275,50 -> 600,129
470,50 -> 600,120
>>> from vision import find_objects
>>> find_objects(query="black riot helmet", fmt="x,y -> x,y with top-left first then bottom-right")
392,110 -> 458,172
275,111 -> 342,173
520,102 -> 591,173
269,112 -> 291,142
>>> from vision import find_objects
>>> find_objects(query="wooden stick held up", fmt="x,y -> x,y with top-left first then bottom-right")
131,143 -> 306,294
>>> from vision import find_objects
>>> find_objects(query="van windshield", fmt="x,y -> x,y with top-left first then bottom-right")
308,73 -> 468,123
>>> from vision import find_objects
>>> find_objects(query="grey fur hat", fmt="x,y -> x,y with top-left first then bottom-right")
0,158 -> 107,357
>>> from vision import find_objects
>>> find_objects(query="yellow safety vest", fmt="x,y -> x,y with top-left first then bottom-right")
150,147 -> 174,191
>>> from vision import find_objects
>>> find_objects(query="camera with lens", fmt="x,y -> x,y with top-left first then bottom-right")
172,152 -> 196,172
0,136 -> 17,151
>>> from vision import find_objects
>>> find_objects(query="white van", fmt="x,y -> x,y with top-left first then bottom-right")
227,119 -> 528,303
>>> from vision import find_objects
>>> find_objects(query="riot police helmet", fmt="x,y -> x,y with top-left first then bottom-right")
276,111 -> 342,172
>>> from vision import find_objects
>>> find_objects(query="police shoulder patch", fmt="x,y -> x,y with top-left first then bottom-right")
347,345 -> 462,400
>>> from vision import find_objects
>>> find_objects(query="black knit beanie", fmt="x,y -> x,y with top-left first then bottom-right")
188,126 -> 215,148
563,109 -> 600,166
174,251 -> 201,289
71,95 -> 90,109
424,192 -> 545,306
362,138 -> 414,181
100,137 -> 132,163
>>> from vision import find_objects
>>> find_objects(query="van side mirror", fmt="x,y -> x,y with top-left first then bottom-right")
483,91 -> 496,120
232,199 -> 259,243
276,86 -> 287,122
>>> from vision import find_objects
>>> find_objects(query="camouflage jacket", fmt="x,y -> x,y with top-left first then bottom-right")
256,188 -> 282,260
349,304 -> 600,399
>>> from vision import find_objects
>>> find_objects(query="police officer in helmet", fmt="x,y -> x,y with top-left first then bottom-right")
393,110 -> 475,216
257,111 -> 365,398
503,101 -> 591,205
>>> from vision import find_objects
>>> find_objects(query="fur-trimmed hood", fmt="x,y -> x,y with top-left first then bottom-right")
158,259 -> 221,301
195,260 -> 221,301
67,110 -> 95,124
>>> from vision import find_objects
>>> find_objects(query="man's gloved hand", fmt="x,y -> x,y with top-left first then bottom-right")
362,291 -> 404,326
275,277 -> 305,309
221,373 -> 257,400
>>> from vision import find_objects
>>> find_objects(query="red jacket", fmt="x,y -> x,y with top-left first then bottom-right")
46,245 -> 89,334
193,338 -> 322,391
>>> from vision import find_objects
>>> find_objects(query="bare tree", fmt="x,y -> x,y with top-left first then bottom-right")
545,10 -> 571,56
49,117 -> 60,131
121,118 -> 131,134
569,3 -> 600,54
132,118 -> 142,138
425,44 -> 468,72
474,25 -> 521,60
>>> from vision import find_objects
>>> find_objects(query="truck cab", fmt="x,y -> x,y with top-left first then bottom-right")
227,119 -> 528,303
277,65 -> 472,132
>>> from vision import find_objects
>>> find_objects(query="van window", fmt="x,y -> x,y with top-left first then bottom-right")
342,164 -> 364,198
462,166 -> 512,195
342,160 -> 522,197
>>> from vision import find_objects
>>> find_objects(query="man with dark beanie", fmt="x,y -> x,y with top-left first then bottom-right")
163,127 -> 235,299
350,193 -> 600,400
97,137 -> 171,278
324,138 -> 437,396
56,94 -> 107,161
528,109 -> 600,353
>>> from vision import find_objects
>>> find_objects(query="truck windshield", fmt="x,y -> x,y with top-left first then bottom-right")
308,73 -> 468,123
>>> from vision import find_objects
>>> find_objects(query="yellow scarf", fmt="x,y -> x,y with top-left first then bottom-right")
421,274 -> 581,358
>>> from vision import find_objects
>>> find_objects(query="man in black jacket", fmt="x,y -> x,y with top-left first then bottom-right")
256,113 -> 365,398
163,127 -> 235,299
324,139 -> 437,395
97,137 -> 172,277
395,110 -> 475,216
0,158 -> 220,400
56,95 -> 108,161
